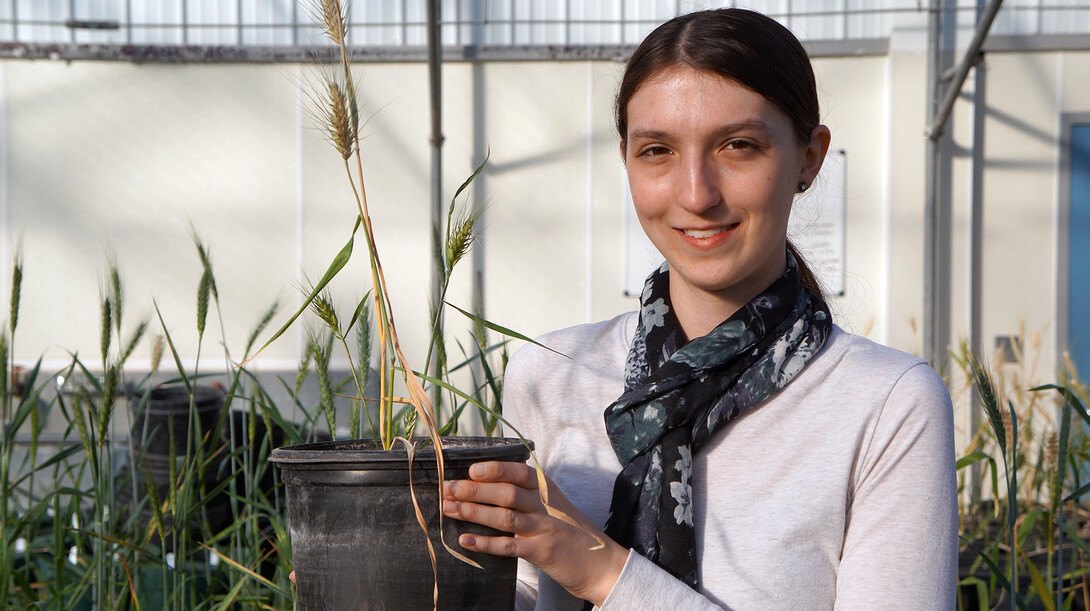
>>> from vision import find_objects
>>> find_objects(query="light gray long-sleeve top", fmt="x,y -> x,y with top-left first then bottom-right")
504,312 -> 958,610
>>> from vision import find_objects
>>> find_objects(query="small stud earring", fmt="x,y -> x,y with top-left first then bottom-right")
798,182 -> 808,192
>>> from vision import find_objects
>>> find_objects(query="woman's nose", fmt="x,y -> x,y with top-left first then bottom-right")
677,156 -> 722,214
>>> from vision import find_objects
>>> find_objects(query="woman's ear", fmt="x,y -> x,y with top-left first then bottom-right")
619,139 -> 628,164
799,125 -> 832,187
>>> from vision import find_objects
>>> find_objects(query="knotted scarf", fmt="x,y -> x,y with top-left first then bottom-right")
601,252 -> 832,589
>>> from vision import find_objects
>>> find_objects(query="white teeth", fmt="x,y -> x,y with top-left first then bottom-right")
684,227 -> 729,238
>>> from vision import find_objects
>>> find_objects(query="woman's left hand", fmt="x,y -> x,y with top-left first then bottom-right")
442,461 -> 629,607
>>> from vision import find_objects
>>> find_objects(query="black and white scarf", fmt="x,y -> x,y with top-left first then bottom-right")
601,252 -> 832,589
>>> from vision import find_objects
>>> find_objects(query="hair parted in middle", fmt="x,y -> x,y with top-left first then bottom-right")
614,8 -> 820,146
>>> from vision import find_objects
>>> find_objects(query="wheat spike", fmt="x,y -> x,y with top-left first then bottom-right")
150,334 -> 163,374
309,291 -> 341,335
315,0 -> 348,47
967,351 -> 1007,458
327,81 -> 355,161
120,320 -> 149,366
9,239 -> 23,336
110,263 -> 122,334
100,294 -> 113,363
197,268 -> 212,339
246,301 -> 281,356
311,332 -> 336,437
446,204 -> 483,272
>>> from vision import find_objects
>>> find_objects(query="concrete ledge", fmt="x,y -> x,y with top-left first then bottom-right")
1,39 -> 892,63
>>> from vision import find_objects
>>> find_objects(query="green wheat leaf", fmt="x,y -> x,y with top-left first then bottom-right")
445,301 -> 570,359
248,216 -> 361,364
153,300 -> 191,395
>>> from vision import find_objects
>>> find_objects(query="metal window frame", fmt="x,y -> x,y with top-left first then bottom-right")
1056,112 -> 1090,376
3,1 -> 1090,51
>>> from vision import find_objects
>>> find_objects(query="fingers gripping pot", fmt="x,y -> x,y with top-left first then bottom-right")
270,437 -> 533,610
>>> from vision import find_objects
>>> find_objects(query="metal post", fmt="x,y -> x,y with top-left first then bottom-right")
426,0 -> 444,412
125,0 -> 132,43
565,0 -> 571,45
237,0 -> 243,45
291,0 -> 298,46
926,0 -> 1005,140
10,0 -> 16,42
924,0 -> 942,370
967,39 -> 986,507
69,0 -> 76,42
924,0 -> 1004,372
923,0 -> 956,372
842,0 -> 850,39
470,57 -> 488,436
471,0 -> 488,335
619,0 -> 625,43
181,0 -> 188,45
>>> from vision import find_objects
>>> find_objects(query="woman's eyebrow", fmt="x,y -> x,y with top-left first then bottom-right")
709,120 -> 772,138
627,120 -> 772,142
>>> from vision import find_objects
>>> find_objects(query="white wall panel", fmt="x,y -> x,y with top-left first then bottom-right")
1,7 -> 1090,395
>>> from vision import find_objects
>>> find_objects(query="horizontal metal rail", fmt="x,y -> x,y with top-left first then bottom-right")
2,2 -> 1088,49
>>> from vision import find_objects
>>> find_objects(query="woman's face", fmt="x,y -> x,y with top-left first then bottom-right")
623,66 -> 827,323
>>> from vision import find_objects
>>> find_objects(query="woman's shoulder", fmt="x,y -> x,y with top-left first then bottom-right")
822,326 -> 929,375
809,325 -> 950,406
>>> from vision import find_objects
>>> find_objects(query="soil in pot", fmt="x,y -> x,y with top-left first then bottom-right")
270,436 -> 533,610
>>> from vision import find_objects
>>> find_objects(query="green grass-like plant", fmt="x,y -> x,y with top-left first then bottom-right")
954,336 -> 1090,611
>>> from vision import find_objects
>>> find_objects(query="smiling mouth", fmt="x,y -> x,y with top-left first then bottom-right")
682,225 -> 736,239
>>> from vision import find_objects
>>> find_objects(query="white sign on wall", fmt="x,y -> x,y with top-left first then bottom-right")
622,149 -> 847,297
788,149 -> 847,296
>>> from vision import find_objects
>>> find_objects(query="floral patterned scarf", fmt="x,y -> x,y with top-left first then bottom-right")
601,252 -> 832,589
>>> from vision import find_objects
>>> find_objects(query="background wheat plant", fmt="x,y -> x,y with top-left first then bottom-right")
954,336 -> 1090,611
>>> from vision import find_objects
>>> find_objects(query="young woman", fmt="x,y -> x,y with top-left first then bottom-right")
442,8 -> 957,610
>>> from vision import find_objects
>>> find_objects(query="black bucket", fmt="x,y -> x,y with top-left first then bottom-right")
114,454 -> 232,551
130,386 -> 225,453
270,437 -> 533,610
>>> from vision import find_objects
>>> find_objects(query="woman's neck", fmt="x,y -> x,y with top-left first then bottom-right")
667,262 -> 789,341
669,282 -> 744,342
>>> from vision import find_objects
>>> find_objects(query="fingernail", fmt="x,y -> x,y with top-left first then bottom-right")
469,463 -> 485,478
461,534 -> 476,547
442,481 -> 455,496
443,500 -> 459,514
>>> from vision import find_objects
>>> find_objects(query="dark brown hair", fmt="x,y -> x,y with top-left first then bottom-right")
617,8 -> 825,296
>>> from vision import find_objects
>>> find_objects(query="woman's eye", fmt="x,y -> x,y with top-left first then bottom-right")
639,146 -> 671,158
724,140 -> 752,151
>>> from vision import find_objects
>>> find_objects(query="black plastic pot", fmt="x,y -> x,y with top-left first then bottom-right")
130,385 -> 225,453
115,453 -> 232,551
270,437 -> 533,610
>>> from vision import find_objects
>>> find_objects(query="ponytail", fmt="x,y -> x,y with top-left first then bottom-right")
787,240 -> 823,298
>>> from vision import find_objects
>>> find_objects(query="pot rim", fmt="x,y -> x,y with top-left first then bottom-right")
131,385 -> 225,414
269,436 -> 532,466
